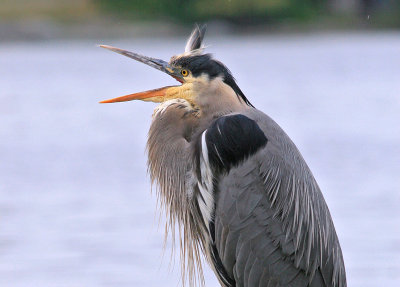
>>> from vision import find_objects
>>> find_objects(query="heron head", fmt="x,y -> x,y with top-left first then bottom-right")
99,25 -> 252,108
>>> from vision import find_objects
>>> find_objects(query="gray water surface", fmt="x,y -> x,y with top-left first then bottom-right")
1,32 -> 400,286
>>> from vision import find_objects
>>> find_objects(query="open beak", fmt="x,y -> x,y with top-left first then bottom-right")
99,45 -> 184,104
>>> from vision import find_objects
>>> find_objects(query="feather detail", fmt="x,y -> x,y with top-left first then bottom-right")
147,99 -> 207,287
185,24 -> 207,54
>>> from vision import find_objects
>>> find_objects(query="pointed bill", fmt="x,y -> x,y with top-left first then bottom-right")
99,44 -> 187,104
99,45 -> 175,74
99,45 -> 183,82
99,86 -> 177,104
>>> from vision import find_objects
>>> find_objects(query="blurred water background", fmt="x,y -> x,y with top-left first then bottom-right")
1,1 -> 400,287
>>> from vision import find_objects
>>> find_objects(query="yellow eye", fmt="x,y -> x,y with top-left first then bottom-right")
181,69 -> 189,77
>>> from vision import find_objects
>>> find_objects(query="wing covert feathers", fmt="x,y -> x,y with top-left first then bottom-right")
201,110 -> 346,287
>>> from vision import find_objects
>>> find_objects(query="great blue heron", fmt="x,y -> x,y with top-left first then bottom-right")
99,25 -> 346,287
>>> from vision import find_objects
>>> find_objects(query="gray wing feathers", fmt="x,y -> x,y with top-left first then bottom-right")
215,162 -> 307,286
213,110 -> 346,287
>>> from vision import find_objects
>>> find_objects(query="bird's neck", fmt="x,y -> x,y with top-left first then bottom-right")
192,77 -> 250,118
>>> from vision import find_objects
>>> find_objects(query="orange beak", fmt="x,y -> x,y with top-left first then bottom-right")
99,44 -> 185,104
99,86 -> 181,104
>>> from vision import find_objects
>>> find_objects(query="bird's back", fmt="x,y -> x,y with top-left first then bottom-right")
203,109 -> 346,287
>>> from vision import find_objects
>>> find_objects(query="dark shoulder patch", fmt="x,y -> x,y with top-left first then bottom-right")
206,114 -> 267,173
